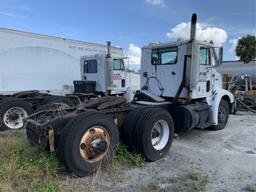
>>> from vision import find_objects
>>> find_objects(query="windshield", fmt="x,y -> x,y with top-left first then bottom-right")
113,59 -> 125,70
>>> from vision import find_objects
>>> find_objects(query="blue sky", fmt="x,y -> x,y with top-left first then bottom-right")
0,0 -> 255,63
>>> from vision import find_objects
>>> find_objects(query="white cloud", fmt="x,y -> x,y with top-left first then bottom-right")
146,0 -> 165,7
229,37 -> 240,60
166,22 -> 228,46
0,11 -> 24,18
127,44 -> 141,65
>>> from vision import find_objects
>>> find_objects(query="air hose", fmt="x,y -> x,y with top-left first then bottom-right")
142,76 -> 164,96
235,97 -> 256,113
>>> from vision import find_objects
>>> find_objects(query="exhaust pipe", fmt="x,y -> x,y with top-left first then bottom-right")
190,13 -> 197,41
106,41 -> 113,91
106,41 -> 112,58
189,13 -> 197,90
185,13 -> 198,103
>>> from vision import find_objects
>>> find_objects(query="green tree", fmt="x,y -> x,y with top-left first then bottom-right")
235,34 -> 256,63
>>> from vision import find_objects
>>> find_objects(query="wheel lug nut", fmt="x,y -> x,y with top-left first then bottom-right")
80,143 -> 86,150
90,129 -> 96,134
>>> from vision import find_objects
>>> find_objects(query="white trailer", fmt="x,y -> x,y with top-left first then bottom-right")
0,28 -> 123,94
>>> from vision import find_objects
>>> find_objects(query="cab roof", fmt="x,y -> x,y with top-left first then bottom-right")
143,39 -> 217,49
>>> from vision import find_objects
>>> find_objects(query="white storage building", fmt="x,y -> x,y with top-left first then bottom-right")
0,28 -> 123,94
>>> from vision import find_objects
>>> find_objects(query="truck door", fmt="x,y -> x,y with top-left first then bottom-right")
112,59 -> 126,90
197,47 -> 212,96
151,47 -> 183,97
82,60 -> 98,81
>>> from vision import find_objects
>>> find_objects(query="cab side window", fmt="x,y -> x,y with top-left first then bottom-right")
84,60 -> 97,73
199,47 -> 210,65
161,51 -> 177,65
151,48 -> 178,65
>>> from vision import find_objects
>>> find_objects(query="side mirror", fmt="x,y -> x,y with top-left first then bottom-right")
219,47 -> 223,65
152,56 -> 161,65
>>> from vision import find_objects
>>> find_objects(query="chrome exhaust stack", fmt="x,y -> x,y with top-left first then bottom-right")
190,13 -> 197,42
106,41 -> 113,91
106,41 -> 112,59
185,13 -> 198,102
190,13 -> 198,91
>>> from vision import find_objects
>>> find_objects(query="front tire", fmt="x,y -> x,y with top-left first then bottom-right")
133,108 -> 174,162
58,111 -> 119,177
212,99 -> 229,130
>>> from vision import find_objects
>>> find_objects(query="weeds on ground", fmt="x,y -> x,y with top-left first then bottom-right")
136,182 -> 171,192
243,184 -> 256,192
169,171 -> 209,192
0,132 -> 146,192
115,144 -> 145,166
105,144 -> 145,181
0,131 -> 63,192
135,171 -> 208,192
135,183 -> 161,192
2,132 -> 214,192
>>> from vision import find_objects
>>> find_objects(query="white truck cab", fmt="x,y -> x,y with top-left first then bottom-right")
139,13 -> 234,130
79,42 -> 127,95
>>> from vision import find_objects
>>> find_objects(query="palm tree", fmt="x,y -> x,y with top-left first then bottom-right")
235,35 -> 256,63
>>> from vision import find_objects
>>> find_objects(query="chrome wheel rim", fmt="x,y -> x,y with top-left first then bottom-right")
3,107 -> 28,129
79,126 -> 110,163
151,120 -> 169,150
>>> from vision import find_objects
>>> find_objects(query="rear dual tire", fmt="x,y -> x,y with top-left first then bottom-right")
58,111 -> 119,177
122,107 -> 174,162
121,106 -> 149,150
0,98 -> 33,131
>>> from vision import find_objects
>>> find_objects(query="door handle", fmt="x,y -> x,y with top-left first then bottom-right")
171,71 -> 176,75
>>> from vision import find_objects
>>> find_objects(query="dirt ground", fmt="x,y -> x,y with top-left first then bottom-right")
61,112 -> 256,192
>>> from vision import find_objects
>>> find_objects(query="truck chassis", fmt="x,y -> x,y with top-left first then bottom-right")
0,90 -> 96,131
24,91 -> 231,177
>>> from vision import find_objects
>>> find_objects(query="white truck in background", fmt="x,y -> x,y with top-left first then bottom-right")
0,28 -> 140,131
0,28 -> 131,94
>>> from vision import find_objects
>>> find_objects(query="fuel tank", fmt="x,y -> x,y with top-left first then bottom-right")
171,103 -> 211,130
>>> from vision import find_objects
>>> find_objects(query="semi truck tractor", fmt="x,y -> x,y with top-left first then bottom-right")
25,13 -> 234,177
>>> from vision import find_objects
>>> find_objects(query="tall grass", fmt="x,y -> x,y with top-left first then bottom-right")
0,131 -> 62,192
